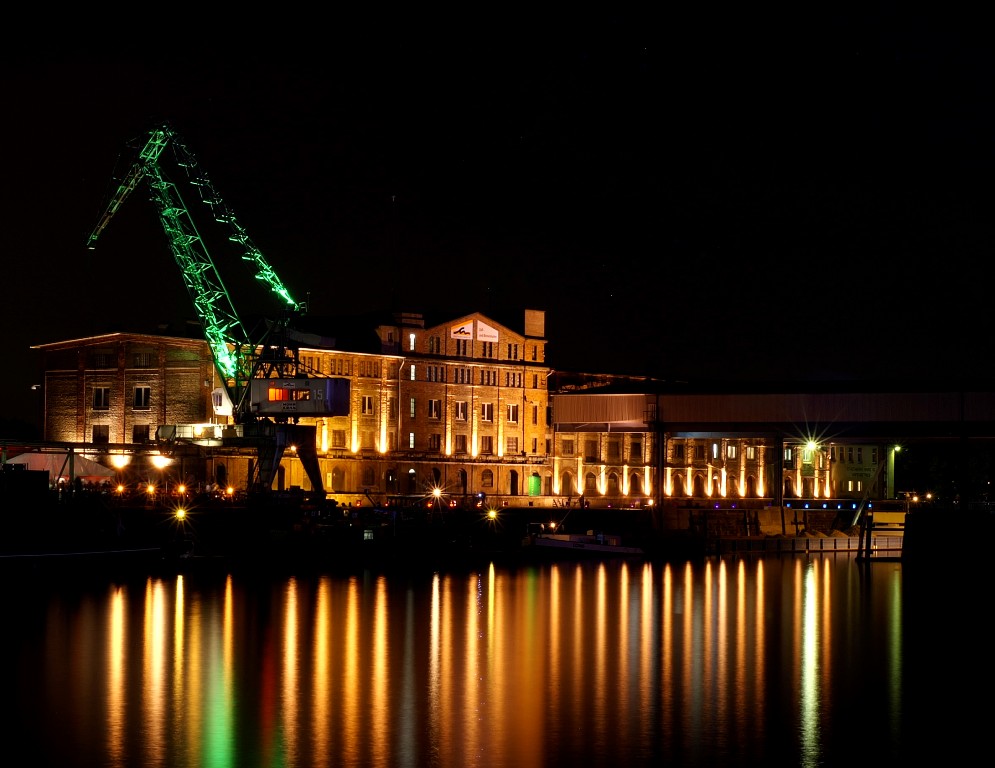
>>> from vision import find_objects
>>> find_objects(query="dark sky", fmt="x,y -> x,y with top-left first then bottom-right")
3,13 -> 995,431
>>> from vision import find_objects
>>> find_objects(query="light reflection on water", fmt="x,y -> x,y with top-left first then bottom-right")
2,554 -> 974,767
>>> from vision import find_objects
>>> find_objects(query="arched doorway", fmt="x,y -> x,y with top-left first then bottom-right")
672,474 -> 685,497
693,474 -> 706,497
560,471 -> 574,496
509,470 -> 519,496
630,473 -> 643,495
331,466 -> 346,493
406,468 -> 417,494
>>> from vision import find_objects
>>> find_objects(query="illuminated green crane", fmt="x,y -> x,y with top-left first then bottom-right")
86,123 -> 301,420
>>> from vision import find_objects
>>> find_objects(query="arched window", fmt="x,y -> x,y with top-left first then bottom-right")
608,472 -> 620,494
585,472 -> 597,492
482,469 -> 494,488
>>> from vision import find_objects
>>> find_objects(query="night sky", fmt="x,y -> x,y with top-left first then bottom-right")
3,13 -> 994,434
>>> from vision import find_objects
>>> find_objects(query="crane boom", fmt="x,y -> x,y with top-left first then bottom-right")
86,123 -> 302,418
86,123 -> 350,499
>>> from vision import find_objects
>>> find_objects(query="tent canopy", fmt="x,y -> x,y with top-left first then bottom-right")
3,451 -> 116,480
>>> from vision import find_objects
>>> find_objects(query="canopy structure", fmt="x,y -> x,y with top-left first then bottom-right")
3,451 -> 116,482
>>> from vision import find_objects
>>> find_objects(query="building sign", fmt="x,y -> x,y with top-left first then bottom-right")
450,319 -> 500,341
477,320 -> 499,342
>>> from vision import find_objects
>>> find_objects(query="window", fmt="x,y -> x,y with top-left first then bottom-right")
694,444 -> 705,460
133,352 -> 153,368
93,387 -> 110,410
631,440 -> 642,461
674,444 -> 685,460
409,365 -> 416,381
408,432 -> 415,449
361,431 -> 376,450
727,444 -> 737,459
91,353 -> 112,369
585,473 -> 597,492
92,424 -> 109,444
608,441 -> 620,461
133,386 -> 151,410
132,424 -> 150,443
362,396 -> 374,415
482,469 -> 494,487
847,447 -> 853,463
428,433 -> 441,451
409,398 -> 416,418
562,439 -> 574,456
857,447 -> 864,463
531,437 -> 538,454
408,333 -> 415,351
332,430 -> 346,449
585,440 -> 598,461
362,467 -> 375,486
456,339 -> 468,356
388,397 -> 397,418
532,405 -> 538,425
507,436 -> 519,454
481,436 -> 493,455
455,434 -> 467,453
712,443 -> 719,459
455,401 -> 467,421
746,446 -> 756,460
507,404 -> 518,423
481,403 -> 493,422
428,399 -> 441,419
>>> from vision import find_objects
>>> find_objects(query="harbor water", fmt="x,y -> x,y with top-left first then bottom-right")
2,551 -> 988,767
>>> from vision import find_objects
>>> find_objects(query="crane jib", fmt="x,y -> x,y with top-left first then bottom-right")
84,123 -> 338,430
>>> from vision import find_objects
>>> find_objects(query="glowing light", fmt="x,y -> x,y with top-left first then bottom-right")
151,455 -> 171,470
110,454 -> 131,469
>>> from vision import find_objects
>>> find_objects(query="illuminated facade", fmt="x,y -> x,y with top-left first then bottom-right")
31,314 -> 914,511
33,311 -> 559,508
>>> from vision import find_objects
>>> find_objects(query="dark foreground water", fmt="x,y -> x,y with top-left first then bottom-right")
2,552 -> 988,767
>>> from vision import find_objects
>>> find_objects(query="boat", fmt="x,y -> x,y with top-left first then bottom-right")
526,531 -> 645,557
